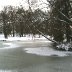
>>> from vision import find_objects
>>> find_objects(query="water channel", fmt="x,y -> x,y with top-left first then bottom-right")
0,40 -> 72,72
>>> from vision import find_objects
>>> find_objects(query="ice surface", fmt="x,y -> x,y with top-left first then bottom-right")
0,42 -> 19,49
24,47 -> 72,57
0,70 -> 12,72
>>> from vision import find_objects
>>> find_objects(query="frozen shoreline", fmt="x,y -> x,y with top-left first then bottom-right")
1,34 -> 72,57
0,34 -> 50,41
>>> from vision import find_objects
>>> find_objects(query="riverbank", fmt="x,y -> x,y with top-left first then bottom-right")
0,34 -> 50,41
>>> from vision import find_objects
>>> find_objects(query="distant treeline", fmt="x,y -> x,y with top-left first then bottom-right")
0,0 -> 72,43
0,6 -> 49,38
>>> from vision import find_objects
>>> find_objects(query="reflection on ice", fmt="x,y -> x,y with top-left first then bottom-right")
24,47 -> 72,57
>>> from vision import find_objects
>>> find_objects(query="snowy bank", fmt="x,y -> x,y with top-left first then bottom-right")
24,47 -> 72,57
0,34 -> 49,41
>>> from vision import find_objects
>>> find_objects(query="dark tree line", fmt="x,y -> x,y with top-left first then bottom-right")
47,0 -> 72,43
0,6 -> 49,38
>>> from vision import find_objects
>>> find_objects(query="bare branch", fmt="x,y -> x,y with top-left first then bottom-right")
58,10 -> 72,24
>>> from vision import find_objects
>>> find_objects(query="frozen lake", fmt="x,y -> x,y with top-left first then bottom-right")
0,40 -> 72,72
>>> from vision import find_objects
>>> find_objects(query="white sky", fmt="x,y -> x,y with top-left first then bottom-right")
0,0 -> 49,11
0,0 -> 23,10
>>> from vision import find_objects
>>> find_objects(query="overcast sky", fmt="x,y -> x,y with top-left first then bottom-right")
0,0 -> 48,11
0,0 -> 23,10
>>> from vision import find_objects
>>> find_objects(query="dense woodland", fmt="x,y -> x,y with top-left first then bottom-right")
0,0 -> 72,50
0,6 -> 49,38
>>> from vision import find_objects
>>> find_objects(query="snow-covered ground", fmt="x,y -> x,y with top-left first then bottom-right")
0,34 -> 48,41
0,34 -> 50,49
0,34 -> 72,57
24,47 -> 72,57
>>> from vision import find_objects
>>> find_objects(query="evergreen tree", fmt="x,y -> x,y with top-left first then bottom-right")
48,0 -> 72,42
